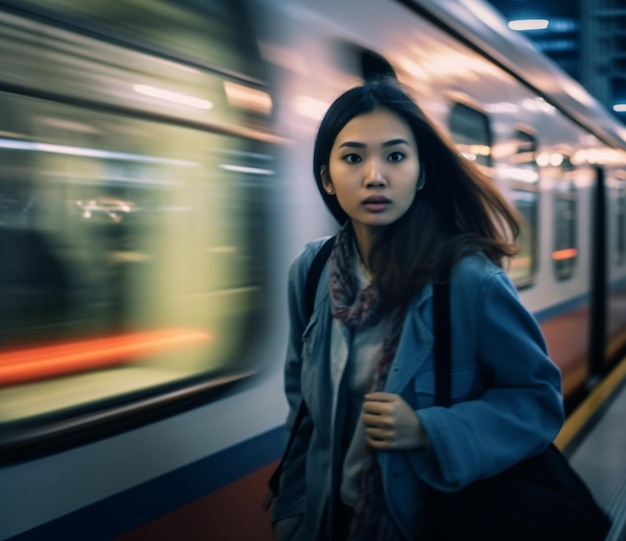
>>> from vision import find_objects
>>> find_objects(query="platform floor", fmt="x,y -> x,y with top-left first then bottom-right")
565,366 -> 626,541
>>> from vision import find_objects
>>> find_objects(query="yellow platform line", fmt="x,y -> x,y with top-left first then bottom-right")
554,356 -> 626,450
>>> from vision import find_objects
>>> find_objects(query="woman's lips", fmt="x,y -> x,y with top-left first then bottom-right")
362,196 -> 391,212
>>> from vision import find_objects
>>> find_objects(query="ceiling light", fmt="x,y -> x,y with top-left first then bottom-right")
508,19 -> 549,31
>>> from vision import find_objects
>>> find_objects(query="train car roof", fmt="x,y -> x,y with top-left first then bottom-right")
400,0 -> 626,151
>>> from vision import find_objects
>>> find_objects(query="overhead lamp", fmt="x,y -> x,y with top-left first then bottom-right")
508,19 -> 550,31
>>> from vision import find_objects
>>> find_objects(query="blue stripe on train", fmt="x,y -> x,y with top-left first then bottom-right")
8,427 -> 284,541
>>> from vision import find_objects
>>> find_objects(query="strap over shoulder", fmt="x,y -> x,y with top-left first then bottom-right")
304,235 -> 336,320
264,233 -> 336,511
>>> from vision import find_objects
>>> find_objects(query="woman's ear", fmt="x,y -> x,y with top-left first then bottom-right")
416,163 -> 426,191
320,166 -> 335,195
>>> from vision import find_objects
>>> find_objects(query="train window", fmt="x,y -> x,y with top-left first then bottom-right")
448,102 -> 493,167
508,130 -> 539,289
615,177 -> 626,266
0,4 -> 276,442
0,95 -> 275,426
553,156 -> 578,280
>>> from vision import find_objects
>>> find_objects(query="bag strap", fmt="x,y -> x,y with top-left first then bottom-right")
305,235 -> 336,319
433,281 -> 452,407
264,234 -> 336,511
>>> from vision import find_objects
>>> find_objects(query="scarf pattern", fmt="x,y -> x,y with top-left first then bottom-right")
328,226 -> 407,541
329,227 -> 382,329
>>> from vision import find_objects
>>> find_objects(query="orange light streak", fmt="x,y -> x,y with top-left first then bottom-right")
0,329 -> 211,386
552,248 -> 578,261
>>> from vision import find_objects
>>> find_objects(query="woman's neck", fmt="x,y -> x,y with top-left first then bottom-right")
351,223 -> 381,275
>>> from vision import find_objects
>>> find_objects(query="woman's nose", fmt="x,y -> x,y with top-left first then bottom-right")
364,159 -> 386,187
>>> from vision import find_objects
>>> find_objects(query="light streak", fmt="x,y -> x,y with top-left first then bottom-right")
0,329 -> 211,385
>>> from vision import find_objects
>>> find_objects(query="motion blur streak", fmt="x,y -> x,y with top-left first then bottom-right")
0,329 -> 212,385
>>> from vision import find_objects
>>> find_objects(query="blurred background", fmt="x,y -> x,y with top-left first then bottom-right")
0,0 -> 279,429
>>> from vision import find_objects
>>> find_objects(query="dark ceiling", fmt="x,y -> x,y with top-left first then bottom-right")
487,0 -> 579,20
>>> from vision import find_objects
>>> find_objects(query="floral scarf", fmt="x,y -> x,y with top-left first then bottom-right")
328,226 -> 407,541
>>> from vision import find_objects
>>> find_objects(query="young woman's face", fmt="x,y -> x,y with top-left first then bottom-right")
324,108 -> 421,236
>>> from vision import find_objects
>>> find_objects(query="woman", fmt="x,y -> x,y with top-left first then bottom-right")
272,78 -> 564,540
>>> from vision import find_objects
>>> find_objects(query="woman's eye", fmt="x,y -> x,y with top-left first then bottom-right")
344,153 -> 362,164
387,151 -> 405,162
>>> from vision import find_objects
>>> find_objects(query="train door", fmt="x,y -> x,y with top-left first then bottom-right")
603,167 -> 626,371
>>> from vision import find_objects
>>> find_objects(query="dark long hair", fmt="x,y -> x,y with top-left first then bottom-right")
313,78 -> 521,303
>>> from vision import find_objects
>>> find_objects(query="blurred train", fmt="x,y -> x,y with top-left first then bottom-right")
1,0 -> 626,539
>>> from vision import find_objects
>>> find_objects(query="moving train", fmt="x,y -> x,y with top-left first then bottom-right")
1,0 -> 625,539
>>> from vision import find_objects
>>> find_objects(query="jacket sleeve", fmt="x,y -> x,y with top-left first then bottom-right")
271,245 -> 317,521
409,267 -> 565,491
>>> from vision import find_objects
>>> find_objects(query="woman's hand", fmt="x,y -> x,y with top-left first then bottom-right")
361,392 -> 428,450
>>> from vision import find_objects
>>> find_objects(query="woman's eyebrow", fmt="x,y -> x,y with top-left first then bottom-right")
338,138 -> 410,149
338,141 -> 366,149
382,138 -> 411,147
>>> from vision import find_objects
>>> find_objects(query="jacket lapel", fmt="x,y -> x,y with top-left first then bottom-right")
385,284 -> 434,394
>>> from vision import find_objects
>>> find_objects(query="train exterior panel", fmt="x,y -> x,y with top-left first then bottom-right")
1,0 -> 625,539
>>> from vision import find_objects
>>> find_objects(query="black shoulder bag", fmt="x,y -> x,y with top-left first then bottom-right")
426,281 -> 612,541
263,235 -> 336,512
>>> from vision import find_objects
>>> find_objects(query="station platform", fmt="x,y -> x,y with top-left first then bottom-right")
556,358 -> 626,541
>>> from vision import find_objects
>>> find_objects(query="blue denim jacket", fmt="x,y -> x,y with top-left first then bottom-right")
272,237 -> 564,540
